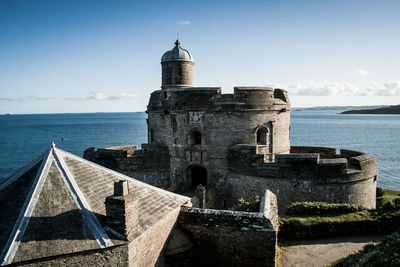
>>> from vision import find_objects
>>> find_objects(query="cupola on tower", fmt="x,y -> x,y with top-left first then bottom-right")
161,40 -> 194,89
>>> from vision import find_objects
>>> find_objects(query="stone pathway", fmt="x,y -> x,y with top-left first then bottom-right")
278,235 -> 385,267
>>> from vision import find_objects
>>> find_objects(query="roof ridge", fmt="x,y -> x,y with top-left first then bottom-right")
54,147 -> 190,202
0,148 -> 53,266
52,148 -> 113,248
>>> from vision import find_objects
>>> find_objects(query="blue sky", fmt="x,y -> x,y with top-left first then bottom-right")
0,0 -> 399,113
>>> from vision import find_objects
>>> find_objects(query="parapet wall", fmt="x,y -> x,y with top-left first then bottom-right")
147,86 -> 290,112
178,190 -> 278,267
227,145 -> 377,212
83,144 -> 171,188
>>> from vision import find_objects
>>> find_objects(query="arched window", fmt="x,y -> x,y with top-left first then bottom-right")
256,127 -> 268,145
190,130 -> 201,147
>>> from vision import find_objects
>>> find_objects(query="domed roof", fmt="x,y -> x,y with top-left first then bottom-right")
161,40 -> 194,63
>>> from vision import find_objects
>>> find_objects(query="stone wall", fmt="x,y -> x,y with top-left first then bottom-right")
129,207 -> 181,267
14,245 -> 129,267
147,87 -> 291,190
83,144 -> 171,188
178,191 -> 278,267
161,61 -> 194,89
227,146 -> 378,213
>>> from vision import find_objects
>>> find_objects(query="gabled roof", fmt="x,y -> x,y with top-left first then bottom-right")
0,144 -> 189,265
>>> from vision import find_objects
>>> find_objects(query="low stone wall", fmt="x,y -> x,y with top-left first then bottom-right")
178,190 -> 278,267
83,144 -> 171,188
290,146 -> 337,158
121,170 -> 170,189
227,145 -> 378,213
14,245 -> 129,267
84,144 -> 170,171
260,190 -> 279,230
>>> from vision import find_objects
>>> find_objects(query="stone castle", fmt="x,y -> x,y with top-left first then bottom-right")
0,40 -> 378,266
85,39 -> 378,212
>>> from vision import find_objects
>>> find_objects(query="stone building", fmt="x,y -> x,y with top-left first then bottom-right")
0,144 -> 278,266
85,39 -> 378,212
0,39 -> 378,266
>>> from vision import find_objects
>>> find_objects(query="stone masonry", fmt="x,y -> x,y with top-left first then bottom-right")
85,39 -> 377,213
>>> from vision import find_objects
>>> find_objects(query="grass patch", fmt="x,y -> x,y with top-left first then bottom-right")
281,209 -> 400,225
279,209 -> 400,239
378,187 -> 400,199
279,188 -> 400,239
377,187 -> 400,209
330,230 -> 400,266
286,201 -> 366,216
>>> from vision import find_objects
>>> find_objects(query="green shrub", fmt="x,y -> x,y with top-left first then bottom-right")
279,208 -> 400,239
376,187 -> 385,197
332,231 -> 400,266
285,201 -> 366,215
377,197 -> 400,210
233,195 -> 261,212
376,197 -> 385,208
279,188 -> 400,239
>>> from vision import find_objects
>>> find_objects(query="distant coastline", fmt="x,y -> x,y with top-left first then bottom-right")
341,105 -> 400,114
292,105 -> 389,111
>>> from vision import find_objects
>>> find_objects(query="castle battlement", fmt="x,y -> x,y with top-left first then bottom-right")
147,86 -> 290,112
228,145 -> 377,182
227,145 -> 377,212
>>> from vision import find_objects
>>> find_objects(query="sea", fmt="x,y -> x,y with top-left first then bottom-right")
0,110 -> 399,190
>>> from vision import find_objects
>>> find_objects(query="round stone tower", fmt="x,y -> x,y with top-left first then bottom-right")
161,40 -> 194,89
148,40 -> 291,196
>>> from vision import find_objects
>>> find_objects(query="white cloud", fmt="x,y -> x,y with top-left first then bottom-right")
0,96 -> 56,102
0,92 -> 140,102
94,92 -> 106,100
366,81 -> 400,96
287,81 -> 361,96
357,69 -> 369,76
285,80 -> 400,96
177,20 -> 191,26
108,92 -> 138,100
68,91 -> 139,101
264,81 -> 282,88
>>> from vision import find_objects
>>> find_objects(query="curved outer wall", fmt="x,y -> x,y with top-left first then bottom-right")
227,146 -> 378,213
147,87 -> 291,190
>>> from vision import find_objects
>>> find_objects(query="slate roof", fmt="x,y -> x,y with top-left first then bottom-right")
0,144 -> 189,265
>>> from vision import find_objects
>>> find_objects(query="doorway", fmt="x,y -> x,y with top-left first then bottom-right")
187,166 -> 207,188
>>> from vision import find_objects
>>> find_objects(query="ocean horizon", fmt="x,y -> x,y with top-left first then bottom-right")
1,110 -> 399,190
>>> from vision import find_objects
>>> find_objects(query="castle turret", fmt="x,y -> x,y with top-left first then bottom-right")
161,39 -> 194,89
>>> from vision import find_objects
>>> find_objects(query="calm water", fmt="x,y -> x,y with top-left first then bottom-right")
0,111 -> 399,190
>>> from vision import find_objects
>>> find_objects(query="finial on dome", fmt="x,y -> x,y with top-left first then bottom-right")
175,39 -> 181,47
